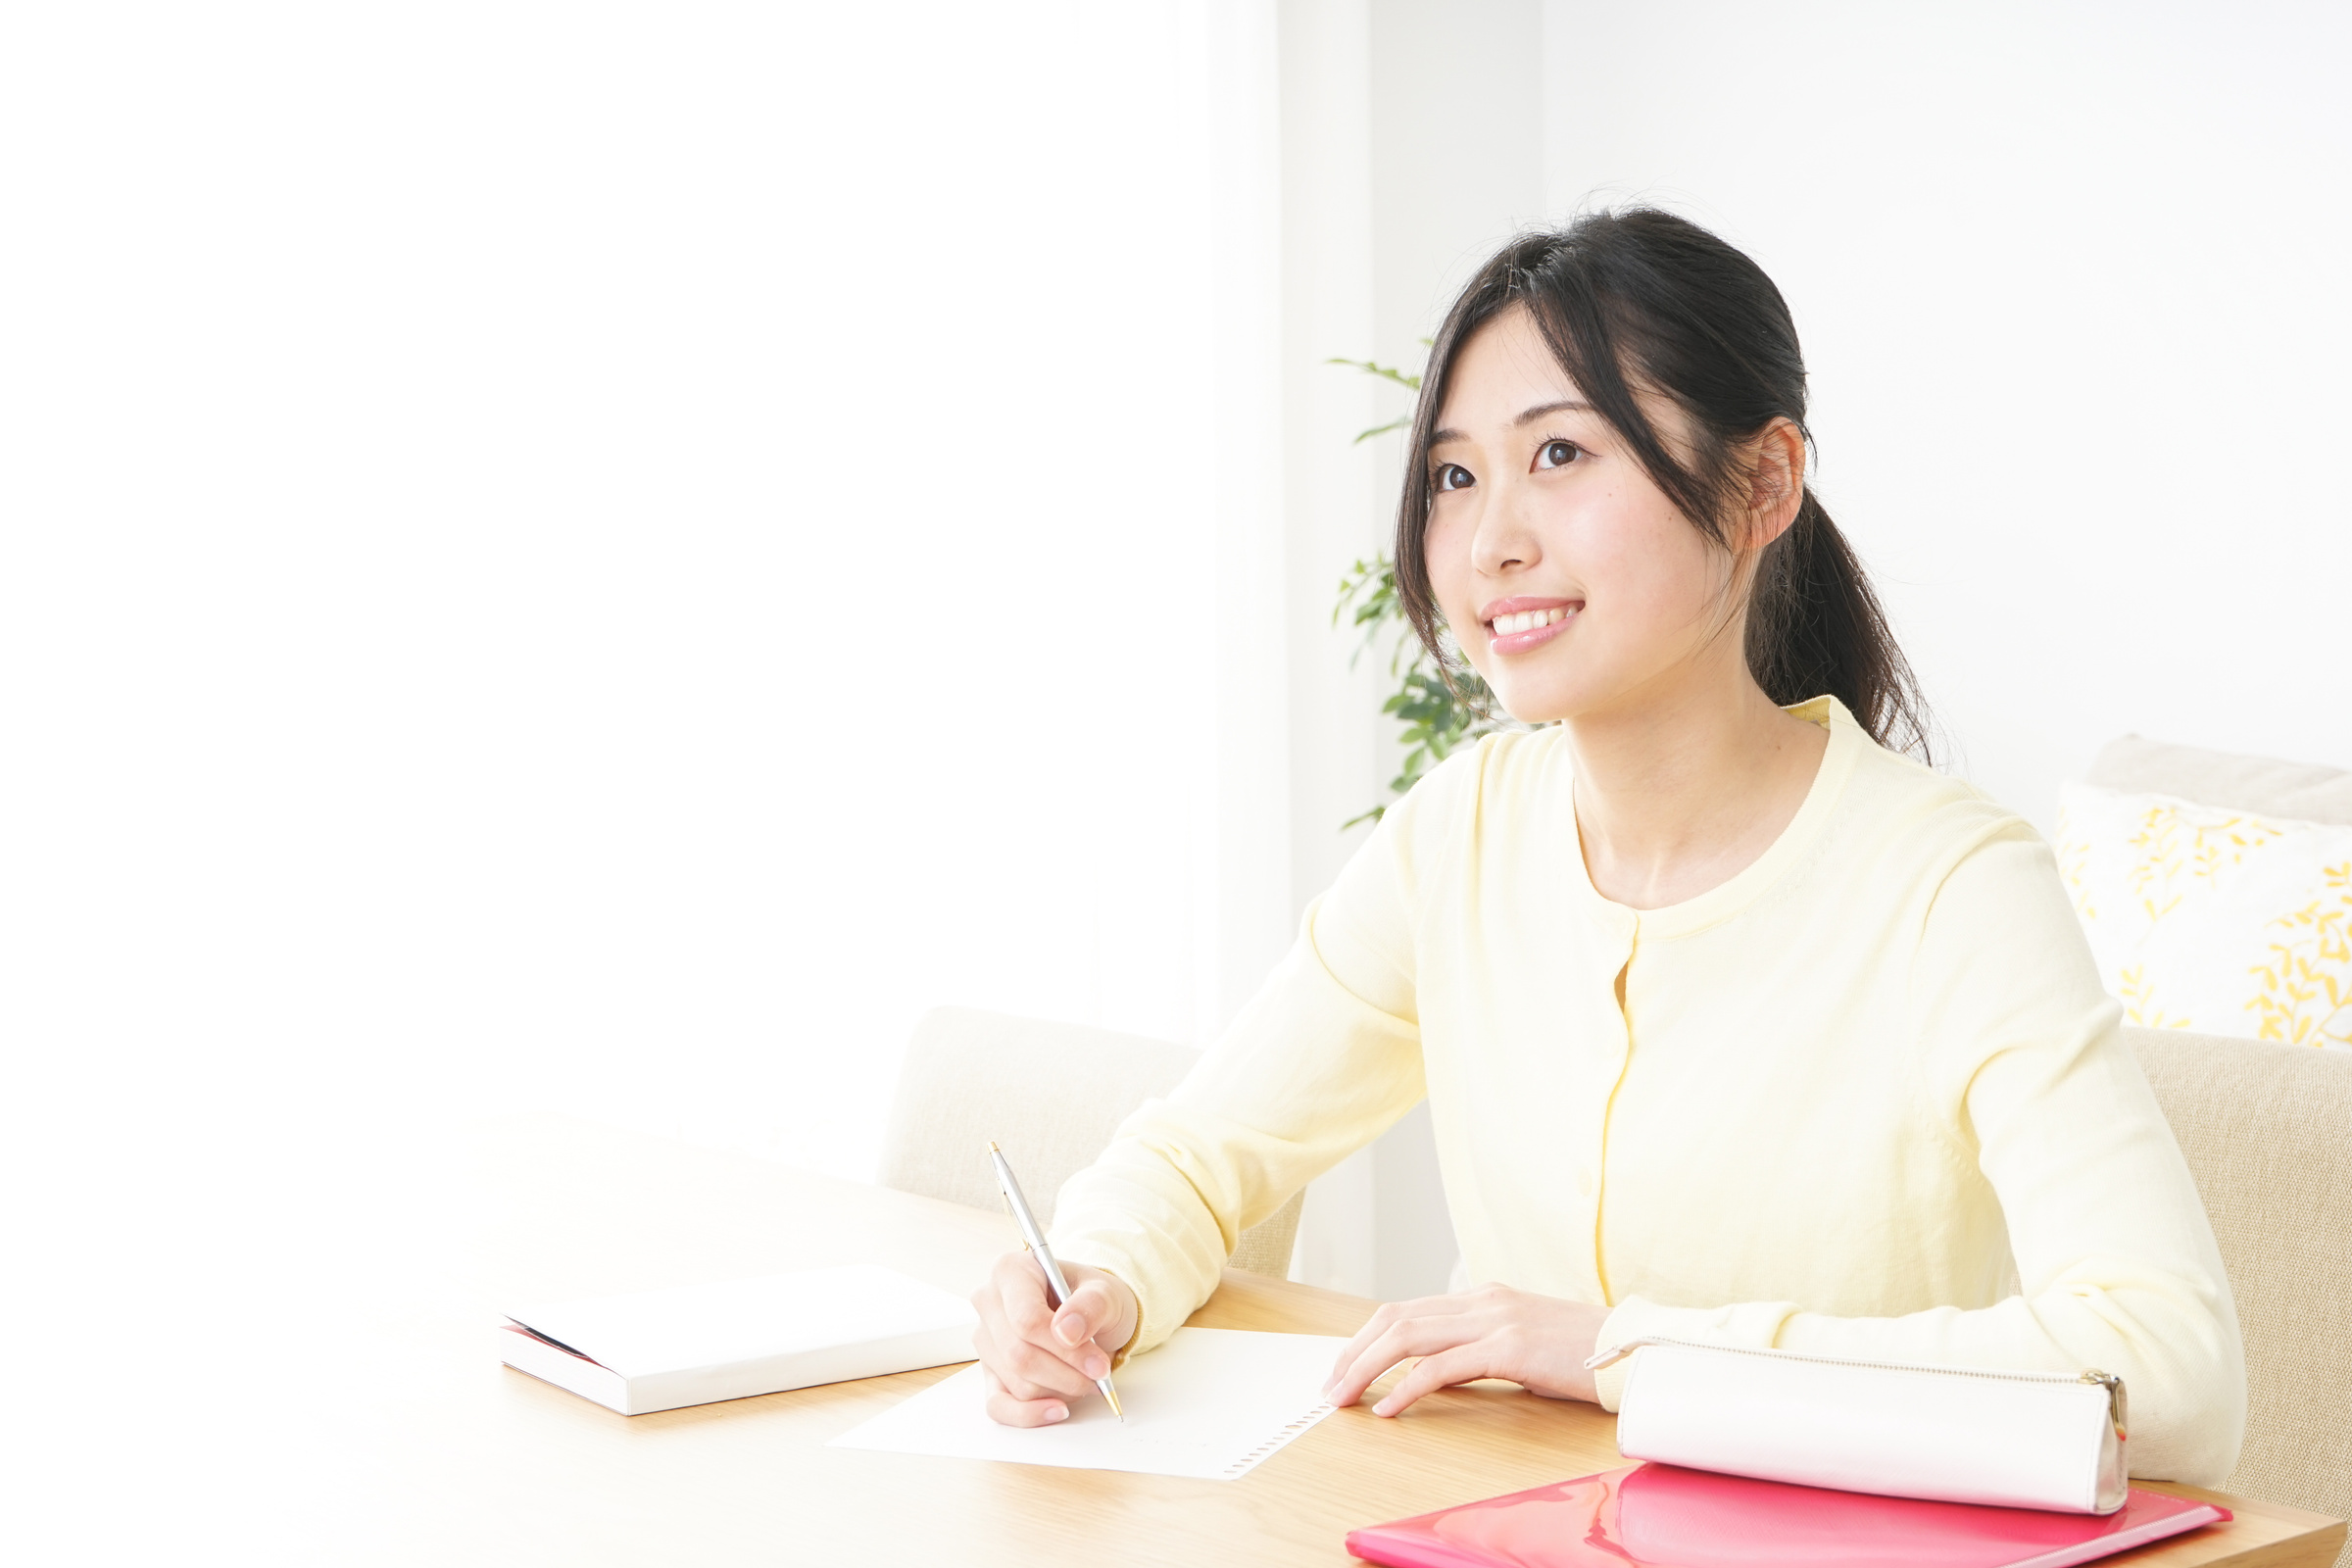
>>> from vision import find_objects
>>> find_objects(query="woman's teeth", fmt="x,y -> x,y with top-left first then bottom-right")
1492,607 -> 1572,635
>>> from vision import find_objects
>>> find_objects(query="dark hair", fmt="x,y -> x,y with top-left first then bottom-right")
1396,208 -> 1933,760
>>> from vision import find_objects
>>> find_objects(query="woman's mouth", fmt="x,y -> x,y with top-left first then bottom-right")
1483,600 -> 1581,654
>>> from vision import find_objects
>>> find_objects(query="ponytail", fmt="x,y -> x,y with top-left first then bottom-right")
1396,209 -> 1934,760
1746,491 -> 1932,760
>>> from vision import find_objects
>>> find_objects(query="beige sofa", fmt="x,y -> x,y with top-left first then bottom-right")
2129,1027 -> 2350,1560
2091,734 -> 2350,1557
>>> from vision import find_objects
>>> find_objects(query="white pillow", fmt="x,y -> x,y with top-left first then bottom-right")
2055,782 -> 2352,1049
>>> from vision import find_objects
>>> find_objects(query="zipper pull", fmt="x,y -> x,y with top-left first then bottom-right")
2081,1371 -> 2129,1441
1584,1338 -> 1661,1372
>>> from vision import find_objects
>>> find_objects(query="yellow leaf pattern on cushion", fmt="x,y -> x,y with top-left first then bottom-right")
2053,800 -> 2097,923
2118,963 -> 2191,1030
2061,781 -> 2350,1049
2245,861 -> 2352,1047
2123,804 -> 2282,926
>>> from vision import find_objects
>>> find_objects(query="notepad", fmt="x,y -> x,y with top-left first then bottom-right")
499,1264 -> 978,1415
829,1326 -> 1345,1480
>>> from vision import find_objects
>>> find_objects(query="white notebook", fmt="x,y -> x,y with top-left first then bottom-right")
499,1264 -> 978,1415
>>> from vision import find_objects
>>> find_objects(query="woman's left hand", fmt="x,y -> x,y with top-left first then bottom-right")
1323,1283 -> 1611,1416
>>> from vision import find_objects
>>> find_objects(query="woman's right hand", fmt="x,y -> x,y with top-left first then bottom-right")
969,1250 -> 1140,1427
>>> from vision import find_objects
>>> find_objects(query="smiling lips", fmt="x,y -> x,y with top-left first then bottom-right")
1482,598 -> 1582,654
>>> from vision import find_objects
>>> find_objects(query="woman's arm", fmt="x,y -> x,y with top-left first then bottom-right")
1589,827 -> 2246,1484
1037,757 -> 1466,1364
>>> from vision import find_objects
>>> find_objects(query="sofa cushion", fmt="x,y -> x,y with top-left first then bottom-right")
2088,735 -> 2352,826
2058,783 -> 2352,1047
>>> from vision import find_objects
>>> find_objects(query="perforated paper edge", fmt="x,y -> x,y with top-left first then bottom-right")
1215,1399 -> 1339,1480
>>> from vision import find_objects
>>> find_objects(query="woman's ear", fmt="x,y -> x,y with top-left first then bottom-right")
1744,419 -> 1807,550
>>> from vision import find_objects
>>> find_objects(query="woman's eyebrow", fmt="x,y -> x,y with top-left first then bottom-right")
1430,399 -> 1594,447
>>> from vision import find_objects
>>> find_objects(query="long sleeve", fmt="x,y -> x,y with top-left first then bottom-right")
1046,778 -> 1442,1357
1591,826 -> 2247,1483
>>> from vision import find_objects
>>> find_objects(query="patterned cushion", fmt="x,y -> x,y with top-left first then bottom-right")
2057,783 -> 2352,1048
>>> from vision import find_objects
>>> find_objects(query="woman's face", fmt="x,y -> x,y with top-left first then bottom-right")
1424,306 -> 1740,727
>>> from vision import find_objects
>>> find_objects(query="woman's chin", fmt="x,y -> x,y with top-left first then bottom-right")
1487,686 -> 1578,726
1471,654 -> 1614,728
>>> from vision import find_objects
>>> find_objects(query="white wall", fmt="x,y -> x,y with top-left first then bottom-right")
1541,0 -> 2352,828
0,3 -> 1297,1208
1277,0 -> 1391,1297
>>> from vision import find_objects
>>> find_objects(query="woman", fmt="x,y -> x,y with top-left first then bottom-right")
969,209 -> 2244,1483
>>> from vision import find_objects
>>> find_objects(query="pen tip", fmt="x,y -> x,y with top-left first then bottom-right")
986,1140 -> 1001,1153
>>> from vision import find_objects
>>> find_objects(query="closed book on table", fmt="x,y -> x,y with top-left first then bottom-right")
499,1263 -> 977,1415
1345,1463 -> 2231,1568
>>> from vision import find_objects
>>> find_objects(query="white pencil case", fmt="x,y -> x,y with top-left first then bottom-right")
1586,1337 -> 2130,1514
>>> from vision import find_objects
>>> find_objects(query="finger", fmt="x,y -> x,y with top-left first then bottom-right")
1327,1314 -> 1480,1407
1326,1291 -> 1478,1387
971,1270 -> 1046,1360
996,1256 -> 1058,1341
1326,1312 -> 1478,1401
973,1316 -> 1096,1402
1052,1276 -> 1124,1350
1328,1302 -> 1403,1385
1370,1344 -> 1494,1418
996,1330 -> 1100,1400
989,1256 -> 1109,1383
978,1351 -> 1071,1411
981,1366 -> 1071,1429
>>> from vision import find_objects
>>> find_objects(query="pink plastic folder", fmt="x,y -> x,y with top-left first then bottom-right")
1346,1462 -> 2230,1568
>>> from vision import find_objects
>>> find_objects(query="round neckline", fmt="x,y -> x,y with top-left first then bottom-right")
1563,695 -> 1863,941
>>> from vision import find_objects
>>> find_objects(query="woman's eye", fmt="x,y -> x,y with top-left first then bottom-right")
1535,439 -> 1582,469
1434,464 -> 1475,492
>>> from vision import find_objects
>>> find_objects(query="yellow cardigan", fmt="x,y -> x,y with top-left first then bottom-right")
1049,698 -> 2245,1483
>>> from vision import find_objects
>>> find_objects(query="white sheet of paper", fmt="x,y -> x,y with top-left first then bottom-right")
828,1327 -> 1346,1480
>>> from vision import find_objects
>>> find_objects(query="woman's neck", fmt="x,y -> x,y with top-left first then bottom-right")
1565,665 -> 1830,911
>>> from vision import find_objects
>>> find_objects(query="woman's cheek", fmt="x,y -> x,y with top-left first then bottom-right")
1456,637 -> 1497,692
1422,530 -> 1466,612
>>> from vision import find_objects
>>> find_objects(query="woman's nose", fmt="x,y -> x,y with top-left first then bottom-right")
1469,490 -> 1540,576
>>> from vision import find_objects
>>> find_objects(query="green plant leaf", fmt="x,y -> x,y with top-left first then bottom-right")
1323,356 -> 1423,392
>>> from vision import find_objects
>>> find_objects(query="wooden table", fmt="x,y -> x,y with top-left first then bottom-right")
179,1113 -> 2342,1566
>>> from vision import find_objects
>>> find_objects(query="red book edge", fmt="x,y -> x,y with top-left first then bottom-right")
1342,1468 -> 2233,1568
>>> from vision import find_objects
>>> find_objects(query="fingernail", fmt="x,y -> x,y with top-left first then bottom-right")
1054,1314 -> 1085,1346
1045,1404 -> 1068,1423
1373,1399 -> 1396,1417
1084,1354 -> 1108,1379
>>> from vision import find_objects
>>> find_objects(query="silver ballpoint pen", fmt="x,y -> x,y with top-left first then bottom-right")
986,1140 -> 1124,1421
